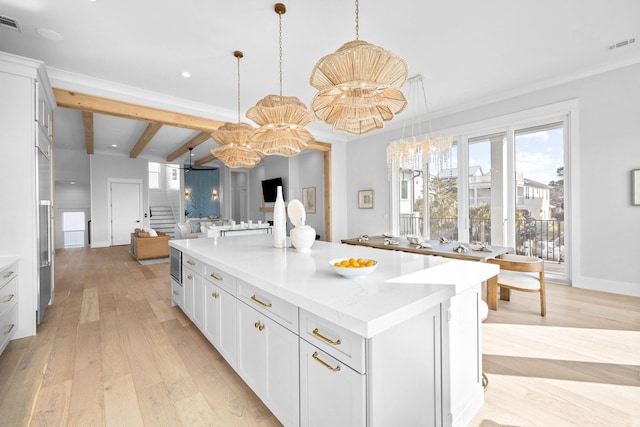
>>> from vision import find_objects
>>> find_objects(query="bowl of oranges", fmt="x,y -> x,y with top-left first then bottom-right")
329,257 -> 378,279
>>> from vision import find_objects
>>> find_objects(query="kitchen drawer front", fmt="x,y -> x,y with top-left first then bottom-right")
171,279 -> 184,309
183,254 -> 204,276
203,264 -> 237,296
237,280 -> 298,333
0,304 -> 17,354
300,309 -> 365,374
0,261 -> 17,289
0,276 -> 17,318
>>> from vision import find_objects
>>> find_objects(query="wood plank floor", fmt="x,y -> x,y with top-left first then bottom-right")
0,245 -> 638,426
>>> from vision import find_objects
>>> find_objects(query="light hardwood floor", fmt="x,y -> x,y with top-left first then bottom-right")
0,246 -> 638,426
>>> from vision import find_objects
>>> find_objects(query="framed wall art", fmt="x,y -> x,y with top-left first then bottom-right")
358,189 -> 374,209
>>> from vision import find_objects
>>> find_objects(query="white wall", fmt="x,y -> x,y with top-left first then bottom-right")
90,154 -> 149,247
345,62 -> 640,296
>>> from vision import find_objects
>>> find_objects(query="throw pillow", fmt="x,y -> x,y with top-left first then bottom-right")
178,223 -> 190,235
148,228 -> 158,237
190,222 -> 201,233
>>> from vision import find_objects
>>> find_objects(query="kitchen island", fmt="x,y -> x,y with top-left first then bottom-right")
169,235 -> 498,427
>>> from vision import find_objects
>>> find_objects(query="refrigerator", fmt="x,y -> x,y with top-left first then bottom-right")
36,132 -> 52,324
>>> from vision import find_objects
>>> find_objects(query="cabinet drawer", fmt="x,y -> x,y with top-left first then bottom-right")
0,262 -> 17,289
0,276 -> 17,318
183,255 -> 204,275
0,304 -> 17,355
300,309 -> 365,374
237,280 -> 298,333
171,279 -> 184,309
203,264 -> 237,296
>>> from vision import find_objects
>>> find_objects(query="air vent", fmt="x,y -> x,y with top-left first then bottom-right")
0,14 -> 21,31
608,37 -> 636,50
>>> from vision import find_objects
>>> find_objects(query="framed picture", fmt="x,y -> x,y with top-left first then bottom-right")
358,189 -> 374,209
302,187 -> 316,213
633,170 -> 640,205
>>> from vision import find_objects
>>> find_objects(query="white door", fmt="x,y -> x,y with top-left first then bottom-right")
110,181 -> 141,245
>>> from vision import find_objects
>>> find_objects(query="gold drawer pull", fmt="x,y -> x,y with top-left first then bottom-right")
312,352 -> 341,372
211,292 -> 219,299
187,275 -> 193,280
186,260 -> 196,266
4,324 -> 15,335
2,271 -> 14,279
2,294 -> 15,303
254,321 -> 265,331
172,291 -> 178,296
312,328 -> 341,346
250,295 -> 272,308
210,273 -> 223,281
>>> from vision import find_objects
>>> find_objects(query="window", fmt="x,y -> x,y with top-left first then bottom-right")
149,162 -> 161,189
392,101 -> 573,282
400,180 -> 409,199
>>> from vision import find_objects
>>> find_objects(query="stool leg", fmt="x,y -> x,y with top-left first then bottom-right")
500,287 -> 511,301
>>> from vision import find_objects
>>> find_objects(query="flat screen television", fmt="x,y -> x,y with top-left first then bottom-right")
261,177 -> 284,202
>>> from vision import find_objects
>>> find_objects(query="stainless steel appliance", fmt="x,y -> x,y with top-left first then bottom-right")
36,135 -> 52,324
170,247 -> 182,283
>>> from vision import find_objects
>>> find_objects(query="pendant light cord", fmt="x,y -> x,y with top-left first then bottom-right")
355,0 -> 359,40
236,53 -> 241,123
279,11 -> 283,97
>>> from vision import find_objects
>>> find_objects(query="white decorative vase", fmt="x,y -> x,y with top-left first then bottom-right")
290,225 -> 316,252
273,186 -> 286,248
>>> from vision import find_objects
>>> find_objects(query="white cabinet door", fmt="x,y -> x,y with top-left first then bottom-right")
204,281 -> 237,368
192,272 -> 205,329
182,267 -> 195,320
299,339 -> 365,427
237,301 -> 299,427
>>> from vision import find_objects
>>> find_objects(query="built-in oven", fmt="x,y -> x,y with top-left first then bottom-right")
170,247 -> 182,284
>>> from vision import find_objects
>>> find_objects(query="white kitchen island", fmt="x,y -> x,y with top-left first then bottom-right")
169,235 -> 498,427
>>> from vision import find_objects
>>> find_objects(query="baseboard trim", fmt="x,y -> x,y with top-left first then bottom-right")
573,275 -> 640,297
91,241 -> 110,248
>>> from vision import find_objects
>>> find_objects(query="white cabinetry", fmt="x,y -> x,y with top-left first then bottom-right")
203,264 -> 237,368
299,339 -> 365,427
0,53 -> 55,339
237,299 -> 299,427
0,258 -> 19,355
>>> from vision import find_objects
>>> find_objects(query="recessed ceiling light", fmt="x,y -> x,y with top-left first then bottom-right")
181,71 -> 191,78
36,28 -> 63,41
70,181 -> 76,185
111,144 -> 118,148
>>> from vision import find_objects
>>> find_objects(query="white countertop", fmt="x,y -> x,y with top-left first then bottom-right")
170,235 -> 498,338
0,255 -> 19,271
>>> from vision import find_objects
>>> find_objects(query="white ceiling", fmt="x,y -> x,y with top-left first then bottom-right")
1,0 -> 639,175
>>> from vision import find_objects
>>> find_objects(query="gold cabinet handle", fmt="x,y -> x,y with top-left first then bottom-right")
2,294 -> 15,303
254,321 -> 265,331
186,260 -> 196,266
2,271 -> 14,279
312,352 -> 341,372
210,273 -> 223,281
312,328 -> 341,346
4,324 -> 15,335
211,292 -> 219,299
172,290 -> 178,296
187,275 -> 193,280
250,295 -> 272,308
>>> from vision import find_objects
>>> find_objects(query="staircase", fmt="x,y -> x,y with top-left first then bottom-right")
150,205 -> 176,238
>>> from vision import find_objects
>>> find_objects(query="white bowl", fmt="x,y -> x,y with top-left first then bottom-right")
329,258 -> 378,279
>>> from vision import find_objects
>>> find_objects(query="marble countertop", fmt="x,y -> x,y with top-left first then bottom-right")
170,235 -> 498,338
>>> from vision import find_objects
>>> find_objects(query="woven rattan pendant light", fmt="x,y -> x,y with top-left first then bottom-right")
211,51 -> 263,169
309,0 -> 409,135
246,3 -> 315,157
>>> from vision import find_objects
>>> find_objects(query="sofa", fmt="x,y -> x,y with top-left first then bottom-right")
130,228 -> 170,260
175,219 -> 227,239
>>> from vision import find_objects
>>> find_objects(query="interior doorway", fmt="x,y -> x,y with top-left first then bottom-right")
109,180 -> 142,246
61,210 -> 88,248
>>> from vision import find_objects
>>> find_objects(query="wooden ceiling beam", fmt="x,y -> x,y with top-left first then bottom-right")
195,154 -> 217,166
53,88 -> 225,133
166,132 -> 213,162
130,122 -> 163,158
81,111 -> 94,154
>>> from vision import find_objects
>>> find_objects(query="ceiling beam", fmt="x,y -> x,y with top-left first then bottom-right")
81,111 -> 94,154
195,154 -> 217,166
53,88 -> 225,133
130,122 -> 163,158
166,132 -> 212,162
